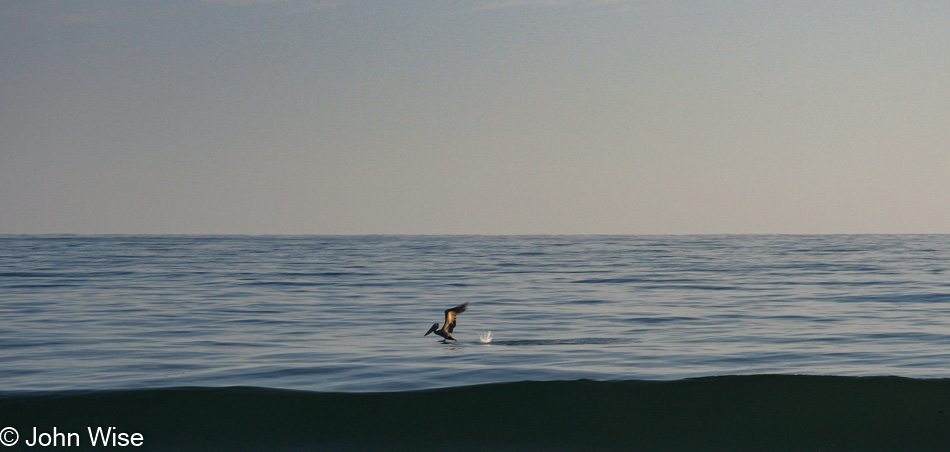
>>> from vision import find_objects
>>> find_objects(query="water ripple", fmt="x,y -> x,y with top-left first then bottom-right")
4,235 -> 950,391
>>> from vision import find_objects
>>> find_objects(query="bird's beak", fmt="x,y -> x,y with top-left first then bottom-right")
425,323 -> 438,336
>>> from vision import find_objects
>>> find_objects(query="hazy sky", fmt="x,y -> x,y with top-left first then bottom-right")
2,1 -> 949,234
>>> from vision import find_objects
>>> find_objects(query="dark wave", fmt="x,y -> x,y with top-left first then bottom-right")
3,375 -> 950,451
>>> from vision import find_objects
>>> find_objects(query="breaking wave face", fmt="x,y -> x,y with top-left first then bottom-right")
5,375 -> 950,451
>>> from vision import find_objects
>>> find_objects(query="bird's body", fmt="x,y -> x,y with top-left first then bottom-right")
425,303 -> 468,342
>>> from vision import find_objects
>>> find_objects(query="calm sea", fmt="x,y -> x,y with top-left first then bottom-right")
3,235 -> 950,451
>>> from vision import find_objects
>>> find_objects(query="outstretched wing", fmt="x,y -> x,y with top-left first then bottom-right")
443,303 -> 468,334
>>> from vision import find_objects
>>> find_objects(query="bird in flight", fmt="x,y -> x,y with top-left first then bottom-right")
425,303 -> 468,343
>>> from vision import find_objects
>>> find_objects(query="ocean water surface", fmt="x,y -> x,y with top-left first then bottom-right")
3,235 -> 950,451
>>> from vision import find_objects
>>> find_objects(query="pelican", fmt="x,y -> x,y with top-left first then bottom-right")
425,303 -> 468,343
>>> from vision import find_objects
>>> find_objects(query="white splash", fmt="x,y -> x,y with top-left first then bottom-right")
479,330 -> 493,344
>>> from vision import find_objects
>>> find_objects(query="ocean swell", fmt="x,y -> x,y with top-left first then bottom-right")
3,375 -> 950,451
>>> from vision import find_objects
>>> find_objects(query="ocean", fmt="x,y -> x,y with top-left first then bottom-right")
2,235 -> 950,450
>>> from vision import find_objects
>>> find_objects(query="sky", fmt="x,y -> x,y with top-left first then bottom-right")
2,0 -> 949,235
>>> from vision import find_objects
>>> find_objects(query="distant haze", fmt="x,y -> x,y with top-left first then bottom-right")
2,1 -> 949,234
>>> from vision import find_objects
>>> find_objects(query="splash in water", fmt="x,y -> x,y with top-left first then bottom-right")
479,331 -> 493,344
